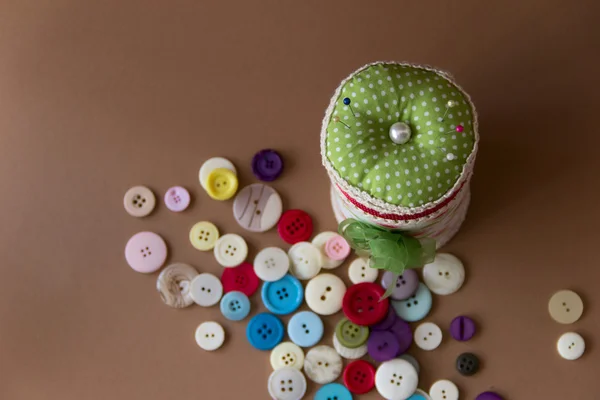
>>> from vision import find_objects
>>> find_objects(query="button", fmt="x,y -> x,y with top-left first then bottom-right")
247,313 -> 284,351
189,221 -> 220,251
287,311 -> 324,347
315,383 -> 352,400
312,232 -> 345,270
324,234 -> 351,261
156,263 -> 198,308
123,185 -> 155,217
371,307 -> 397,331
305,273 -> 346,315
205,168 -> 238,200
199,157 -> 236,190
414,322 -> 443,351
429,379 -> 459,400
254,247 -> 290,282
456,352 -> 479,376
220,262 -> 259,296
213,233 -> 248,267
343,282 -> 389,326
548,290 -> 584,324
219,291 -> 251,321
368,330 -> 400,362
303,345 -> 343,384
164,186 -> 190,212
388,318 -> 413,356
124,231 -> 167,273
391,283 -> 433,322
190,273 -> 223,307
557,332 -> 585,360
375,358 -> 419,400
381,269 -> 419,300
194,321 -> 225,351
252,149 -> 284,181
343,359 -> 376,394
262,274 -> 304,315
333,332 -> 368,360
449,315 -> 476,341
288,242 -> 322,280
422,253 -> 465,295
335,317 -> 369,349
348,257 -> 378,284
475,391 -> 504,400
399,354 -> 420,374
267,367 -> 307,400
407,389 -> 432,400
233,183 -> 282,233
278,209 -> 313,244
270,342 -> 305,371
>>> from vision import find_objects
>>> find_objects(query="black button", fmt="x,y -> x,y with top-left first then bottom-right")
456,352 -> 479,376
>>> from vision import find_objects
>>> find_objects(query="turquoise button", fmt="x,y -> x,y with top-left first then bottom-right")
407,394 -> 428,400
220,291 -> 250,321
391,283 -> 432,322
261,274 -> 304,315
287,311 -> 324,347
315,383 -> 353,400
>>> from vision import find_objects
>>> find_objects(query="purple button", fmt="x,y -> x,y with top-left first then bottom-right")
381,269 -> 419,300
450,315 -> 476,341
387,318 -> 412,355
370,307 -> 397,331
252,149 -> 283,181
476,392 -> 503,400
164,186 -> 191,212
367,330 -> 399,362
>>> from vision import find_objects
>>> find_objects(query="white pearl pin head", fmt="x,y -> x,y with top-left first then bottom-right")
389,122 -> 412,145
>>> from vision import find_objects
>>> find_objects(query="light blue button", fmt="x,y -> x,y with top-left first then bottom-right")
261,274 -> 304,315
246,313 -> 284,351
287,310 -> 324,347
220,291 -> 250,321
391,283 -> 432,322
315,383 -> 353,400
406,390 -> 428,400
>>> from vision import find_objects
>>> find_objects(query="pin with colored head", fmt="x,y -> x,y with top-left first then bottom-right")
333,115 -> 350,129
441,100 -> 457,121
343,97 -> 356,117
445,124 -> 464,134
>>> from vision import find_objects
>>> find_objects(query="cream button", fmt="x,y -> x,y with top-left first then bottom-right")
214,233 -> 248,267
189,221 -> 220,251
305,273 -> 347,316
332,333 -> 368,360
429,379 -> 459,400
156,263 -> 198,308
254,247 -> 290,282
312,232 -> 344,270
195,321 -> 225,351
414,322 -> 443,351
303,345 -> 343,384
190,273 -> 223,307
548,290 -> 584,324
123,185 -> 156,217
375,358 -> 419,400
422,253 -> 465,295
268,367 -> 307,400
288,242 -> 322,280
270,342 -> 305,371
348,257 -> 378,284
199,157 -> 237,190
557,332 -> 585,360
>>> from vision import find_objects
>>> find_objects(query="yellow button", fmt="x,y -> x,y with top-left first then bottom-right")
189,221 -> 220,251
205,168 -> 238,200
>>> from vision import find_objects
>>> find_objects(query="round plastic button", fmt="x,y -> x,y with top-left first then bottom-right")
414,322 -> 443,351
557,332 -> 585,360
247,313 -> 284,351
429,379 -> 459,400
312,232 -> 345,270
164,186 -> 190,212
548,290 -> 584,324
456,352 -> 479,376
388,318 -> 413,356
368,330 -> 400,362
375,358 -> 419,400
324,234 -> 351,261
220,291 -> 251,321
305,273 -> 347,315
189,221 -> 220,251
252,149 -> 284,181
348,257 -> 378,284
335,318 -> 369,349
233,183 -> 283,232
391,283 -> 433,322
270,342 -> 305,371
190,273 -> 223,307
123,185 -> 155,217
267,367 -> 307,400
156,263 -> 198,308
288,311 -> 324,348
371,307 -> 397,331
422,253 -> 465,295
408,389 -> 432,400
288,242 -> 322,280
381,269 -> 419,300
333,333 -> 368,360
315,383 -> 352,400
195,321 -> 225,351
262,274 -> 304,315
476,392 -> 503,400
213,233 -> 248,267
303,345 -> 343,384
199,157 -> 236,190
450,315 -> 476,341
205,168 -> 238,200
278,209 -> 313,244
125,231 -> 167,273
343,359 -> 376,394
220,262 -> 259,296
343,282 -> 389,326
254,247 -> 290,282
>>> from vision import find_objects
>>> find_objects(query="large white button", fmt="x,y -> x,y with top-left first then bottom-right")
422,253 -> 465,295
288,242 -> 322,280
303,345 -> 343,384
267,367 -> 307,400
429,379 -> 459,400
414,322 -> 443,351
348,257 -> 378,284
305,273 -> 346,315
190,273 -> 223,307
199,157 -> 237,190
195,321 -> 225,351
312,232 -> 344,269
270,342 -> 305,371
123,186 -> 156,217
213,233 -> 248,267
254,247 -> 290,282
548,290 -> 584,324
557,332 -> 585,360
332,333 -> 368,360
375,358 -> 419,400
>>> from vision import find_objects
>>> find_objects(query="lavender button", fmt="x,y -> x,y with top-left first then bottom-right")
370,307 -> 397,331
387,318 -> 412,355
476,392 -> 503,400
367,330 -> 400,362
381,269 -> 419,300
450,315 -> 476,341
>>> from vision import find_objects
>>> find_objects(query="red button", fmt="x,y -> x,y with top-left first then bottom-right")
220,262 -> 259,296
343,360 -> 376,394
277,209 -> 313,244
342,282 -> 389,326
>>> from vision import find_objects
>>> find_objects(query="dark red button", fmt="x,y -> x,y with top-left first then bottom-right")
277,209 -> 313,244
221,262 -> 259,296
342,282 -> 389,326
343,359 -> 375,394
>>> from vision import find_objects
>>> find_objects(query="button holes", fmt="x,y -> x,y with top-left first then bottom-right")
428,332 -> 433,336
357,308 -> 363,313
318,361 -> 322,366
305,330 -> 310,334
256,210 -> 261,215
207,289 -> 211,293
201,287 -> 205,291
262,324 -> 267,329
566,308 -> 571,312
406,303 -> 412,308
326,286 -> 332,291
141,198 -> 146,203
262,334 -> 267,339
361,266 -> 366,270
444,271 -> 449,276
288,379 -> 292,384
442,390 -> 446,394
414,300 -> 419,305
563,302 -> 567,306
390,380 -> 394,384
356,297 -> 362,302
284,361 -> 289,365
302,324 -> 306,328
460,363 -> 464,368
267,329 -> 272,334
284,293 -> 289,298
325,363 -> 329,367
367,296 -> 373,301
423,337 -> 428,341
228,245 -> 232,249
233,247 -> 237,251
281,388 -> 285,392
205,334 -> 209,338
211,334 -> 214,337
321,296 -> 326,301
361,274 -> 365,277
438,271 -> 443,276
253,200 -> 259,205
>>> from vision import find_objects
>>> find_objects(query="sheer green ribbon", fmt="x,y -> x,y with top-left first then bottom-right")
338,218 -> 436,299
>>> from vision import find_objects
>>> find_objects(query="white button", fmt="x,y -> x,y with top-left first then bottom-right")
288,242 -> 322,280
267,367 -> 307,400
429,379 -> 459,400
195,321 -> 225,351
254,247 -> 290,282
190,273 -> 223,307
303,345 -> 343,384
422,253 -> 465,295
199,157 -> 237,190
414,322 -> 443,351
348,257 -> 378,284
305,273 -> 346,315
332,333 -> 368,359
123,186 -> 156,217
549,290 -> 584,324
375,358 -> 419,400
213,233 -> 248,267
557,332 -> 585,360
312,231 -> 344,269
270,342 -> 305,371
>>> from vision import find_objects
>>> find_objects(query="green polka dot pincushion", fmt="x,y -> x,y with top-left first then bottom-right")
321,62 -> 479,247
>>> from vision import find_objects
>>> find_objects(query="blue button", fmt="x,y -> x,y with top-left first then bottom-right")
246,313 -> 284,351
220,291 -> 250,321
406,391 -> 428,400
261,274 -> 304,315
315,383 -> 353,400
391,283 -> 432,322
287,310 -> 324,347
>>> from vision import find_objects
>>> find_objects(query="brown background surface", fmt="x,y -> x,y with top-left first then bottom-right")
1,1 -> 599,399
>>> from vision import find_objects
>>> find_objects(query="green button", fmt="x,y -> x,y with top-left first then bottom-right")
335,318 -> 369,349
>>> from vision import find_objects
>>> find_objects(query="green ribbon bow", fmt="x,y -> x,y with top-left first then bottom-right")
338,218 -> 436,299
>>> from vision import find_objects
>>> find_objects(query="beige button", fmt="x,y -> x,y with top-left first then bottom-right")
156,263 -> 198,308
549,290 -> 584,324
123,186 -> 156,217
270,342 -> 305,371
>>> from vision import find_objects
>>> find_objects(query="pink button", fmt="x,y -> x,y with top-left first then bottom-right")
164,186 -> 190,212
125,231 -> 168,273
325,234 -> 351,261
